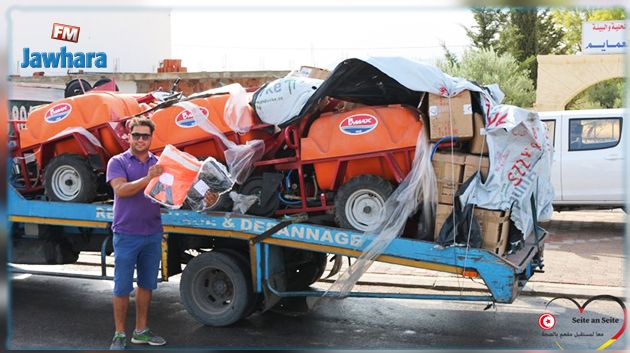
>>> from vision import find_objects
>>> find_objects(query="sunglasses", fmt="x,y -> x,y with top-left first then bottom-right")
130,132 -> 152,141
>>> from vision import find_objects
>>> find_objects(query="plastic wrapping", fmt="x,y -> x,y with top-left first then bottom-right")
293,57 -> 505,128
229,191 -> 259,214
176,101 -> 265,184
458,105 -> 554,238
185,157 -> 235,212
252,77 -> 323,126
323,128 -> 437,298
49,127 -> 103,149
189,83 -> 255,133
144,144 -> 201,209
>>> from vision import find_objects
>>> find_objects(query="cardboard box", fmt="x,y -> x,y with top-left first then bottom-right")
469,113 -> 488,155
474,208 -> 510,257
437,181 -> 461,205
434,203 -> 453,241
292,65 -> 330,80
463,155 -> 490,182
427,91 -> 474,141
433,204 -> 510,257
431,152 -> 466,183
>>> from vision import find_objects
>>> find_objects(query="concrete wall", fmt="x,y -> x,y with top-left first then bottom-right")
8,70 -> 290,96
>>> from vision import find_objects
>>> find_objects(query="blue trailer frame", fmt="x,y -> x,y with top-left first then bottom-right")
8,185 -> 546,322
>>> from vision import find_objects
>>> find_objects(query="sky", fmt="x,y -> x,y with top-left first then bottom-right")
170,7 -> 476,71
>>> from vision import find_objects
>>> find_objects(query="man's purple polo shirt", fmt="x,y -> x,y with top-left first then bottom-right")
106,150 -> 162,235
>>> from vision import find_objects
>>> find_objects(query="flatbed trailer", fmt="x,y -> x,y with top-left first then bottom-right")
8,186 -> 546,326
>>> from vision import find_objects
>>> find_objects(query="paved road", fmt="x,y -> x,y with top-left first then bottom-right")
8,274 -> 627,350
7,209 -> 627,349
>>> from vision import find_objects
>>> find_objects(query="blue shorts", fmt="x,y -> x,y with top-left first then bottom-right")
113,232 -> 162,297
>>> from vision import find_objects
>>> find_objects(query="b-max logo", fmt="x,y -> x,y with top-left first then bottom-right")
51,23 -> 80,43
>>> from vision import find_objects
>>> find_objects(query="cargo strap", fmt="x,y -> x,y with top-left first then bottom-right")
249,213 -> 309,245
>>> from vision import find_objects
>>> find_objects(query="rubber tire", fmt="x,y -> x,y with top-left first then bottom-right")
64,79 -> 92,98
213,248 -> 260,317
239,176 -> 279,217
334,174 -> 394,232
180,251 -> 253,327
285,250 -> 328,290
93,78 -> 120,91
44,154 -> 98,203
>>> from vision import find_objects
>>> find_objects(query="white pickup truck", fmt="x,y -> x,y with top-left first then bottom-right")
538,108 -> 625,211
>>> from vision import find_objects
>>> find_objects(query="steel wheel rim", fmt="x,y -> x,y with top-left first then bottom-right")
345,189 -> 385,231
50,165 -> 82,201
191,266 -> 235,315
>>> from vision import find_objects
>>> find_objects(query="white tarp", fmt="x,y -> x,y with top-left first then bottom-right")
252,77 -> 323,125
458,105 -> 554,239
364,57 -> 505,103
253,57 -> 505,126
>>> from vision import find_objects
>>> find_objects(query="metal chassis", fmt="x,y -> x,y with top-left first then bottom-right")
8,186 -> 545,304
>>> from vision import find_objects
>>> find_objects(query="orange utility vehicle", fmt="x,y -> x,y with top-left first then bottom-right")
10,87 -> 276,203
10,59 -> 490,235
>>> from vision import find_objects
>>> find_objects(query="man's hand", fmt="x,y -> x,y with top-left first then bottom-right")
204,191 -> 219,207
147,165 -> 164,179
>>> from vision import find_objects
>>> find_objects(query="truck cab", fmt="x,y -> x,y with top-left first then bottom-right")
538,108 -> 625,211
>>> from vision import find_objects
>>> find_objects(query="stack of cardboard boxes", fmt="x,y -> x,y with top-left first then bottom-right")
427,90 -> 509,256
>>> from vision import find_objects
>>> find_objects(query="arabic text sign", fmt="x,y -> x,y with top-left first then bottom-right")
582,21 -> 627,54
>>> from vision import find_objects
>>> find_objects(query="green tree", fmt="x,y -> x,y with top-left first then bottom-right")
463,8 -> 505,50
437,49 -> 535,107
566,78 -> 624,110
465,7 -> 565,87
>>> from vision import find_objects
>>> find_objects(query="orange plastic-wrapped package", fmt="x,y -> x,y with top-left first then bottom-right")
144,144 -> 202,209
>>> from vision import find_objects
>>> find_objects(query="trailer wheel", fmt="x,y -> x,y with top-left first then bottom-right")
334,175 -> 393,232
93,78 -> 120,91
212,248 -> 260,317
45,154 -> 98,203
239,176 -> 279,217
180,251 -> 253,326
285,250 -> 328,290
64,79 -> 92,97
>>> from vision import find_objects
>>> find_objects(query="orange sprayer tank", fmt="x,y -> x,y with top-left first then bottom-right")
19,92 -> 143,152
149,94 -> 271,161
300,105 -> 423,190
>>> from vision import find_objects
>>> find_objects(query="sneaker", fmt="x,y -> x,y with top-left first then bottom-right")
131,328 -> 166,346
110,332 -> 126,350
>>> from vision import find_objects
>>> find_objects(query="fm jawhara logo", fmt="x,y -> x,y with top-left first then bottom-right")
20,22 -> 107,69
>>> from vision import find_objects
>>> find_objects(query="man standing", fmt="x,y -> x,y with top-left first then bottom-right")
106,118 -> 166,349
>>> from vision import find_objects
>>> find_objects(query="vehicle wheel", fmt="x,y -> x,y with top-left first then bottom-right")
180,251 -> 253,326
285,249 -> 328,290
239,176 -> 279,217
93,78 -> 120,91
44,154 -> 98,203
213,248 -> 260,317
64,79 -> 92,97
334,174 -> 393,232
